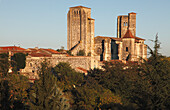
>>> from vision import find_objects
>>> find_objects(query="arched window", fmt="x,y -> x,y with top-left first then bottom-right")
126,47 -> 128,52
74,11 -> 76,16
124,22 -> 125,26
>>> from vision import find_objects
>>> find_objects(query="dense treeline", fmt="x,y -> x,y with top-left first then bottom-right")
0,36 -> 170,110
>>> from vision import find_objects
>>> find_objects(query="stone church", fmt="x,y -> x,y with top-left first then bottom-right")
67,6 -> 147,62
1,5 -> 148,77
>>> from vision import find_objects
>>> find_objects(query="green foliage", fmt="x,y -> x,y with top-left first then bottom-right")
140,35 -> 170,109
29,61 -> 70,110
54,62 -> 122,109
88,62 -> 140,108
56,46 -> 65,52
8,74 -> 30,109
54,62 -> 84,90
77,49 -> 85,56
12,53 -> 26,71
0,79 -> 11,110
0,53 -> 9,76
0,73 -> 30,109
71,78 -> 122,110
67,50 -> 73,56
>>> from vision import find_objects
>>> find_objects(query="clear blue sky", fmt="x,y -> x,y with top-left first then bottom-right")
0,0 -> 169,56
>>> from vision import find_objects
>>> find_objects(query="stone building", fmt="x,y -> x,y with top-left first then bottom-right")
117,12 -> 136,38
0,6 -> 147,78
67,6 -> 147,62
67,6 -> 95,56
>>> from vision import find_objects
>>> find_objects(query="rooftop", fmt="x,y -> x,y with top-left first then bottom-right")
123,30 -> 135,38
70,6 -> 91,9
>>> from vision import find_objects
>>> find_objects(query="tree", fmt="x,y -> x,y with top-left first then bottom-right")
0,53 -> 9,76
54,62 -> 84,88
77,50 -> 85,56
29,61 -> 70,110
66,50 -> 73,56
0,79 -> 11,110
12,53 -> 26,71
140,34 -> 170,109
8,74 -> 30,109
71,75 -> 122,110
56,46 -> 65,52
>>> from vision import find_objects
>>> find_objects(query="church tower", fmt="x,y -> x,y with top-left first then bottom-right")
67,6 -> 95,56
117,12 -> 136,38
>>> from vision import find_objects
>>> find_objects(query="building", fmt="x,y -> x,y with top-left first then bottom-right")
68,6 -> 147,62
67,6 -> 95,56
0,6 -> 147,76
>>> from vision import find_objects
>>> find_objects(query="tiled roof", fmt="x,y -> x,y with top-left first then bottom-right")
0,46 -> 26,51
0,46 -> 67,57
70,6 -> 91,9
76,67 -> 88,73
40,49 -> 61,54
29,53 -> 51,57
95,36 -> 122,41
135,36 -> 145,40
129,12 -> 136,14
123,30 -> 135,38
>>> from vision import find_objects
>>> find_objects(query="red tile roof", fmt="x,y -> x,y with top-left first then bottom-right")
123,30 -> 135,38
29,53 -> 51,57
76,67 -> 88,73
135,36 -> 145,40
129,12 -> 136,14
40,49 -> 61,54
0,46 -> 26,51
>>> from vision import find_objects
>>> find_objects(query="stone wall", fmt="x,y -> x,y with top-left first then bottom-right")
23,55 -> 100,74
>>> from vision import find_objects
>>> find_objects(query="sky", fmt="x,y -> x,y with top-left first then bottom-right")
0,0 -> 169,56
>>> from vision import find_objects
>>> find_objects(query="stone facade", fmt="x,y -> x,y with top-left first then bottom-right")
67,6 -> 147,63
67,6 -> 95,56
9,6 -> 147,75
94,32 -> 147,62
117,12 -> 136,38
0,6 -> 148,82
23,53 -> 100,74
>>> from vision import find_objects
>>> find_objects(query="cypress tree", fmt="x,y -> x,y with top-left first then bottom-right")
29,61 -> 70,110
141,34 -> 170,109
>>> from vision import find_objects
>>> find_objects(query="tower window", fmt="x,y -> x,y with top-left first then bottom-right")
124,22 -> 125,26
126,47 -> 128,52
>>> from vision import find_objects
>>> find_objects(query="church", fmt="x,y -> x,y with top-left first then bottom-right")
0,6 -> 148,77
67,6 -> 147,62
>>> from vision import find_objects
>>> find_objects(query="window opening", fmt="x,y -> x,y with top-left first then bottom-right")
126,47 -> 128,52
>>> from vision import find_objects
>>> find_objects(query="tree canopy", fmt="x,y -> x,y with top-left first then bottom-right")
12,53 -> 26,71
29,61 -> 70,110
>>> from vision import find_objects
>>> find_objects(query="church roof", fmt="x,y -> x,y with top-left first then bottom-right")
129,12 -> 136,14
95,36 -> 121,41
70,6 -> 91,9
123,30 -> 135,38
135,36 -> 145,40
95,34 -> 145,42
